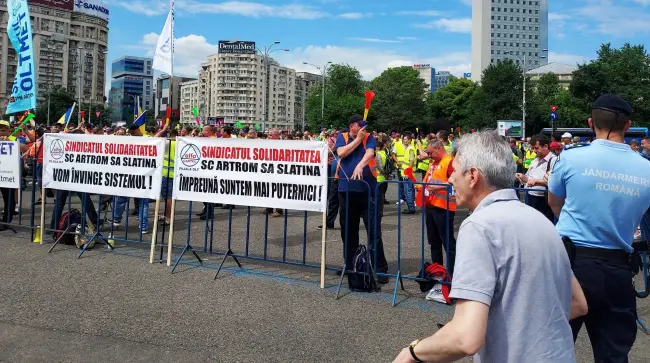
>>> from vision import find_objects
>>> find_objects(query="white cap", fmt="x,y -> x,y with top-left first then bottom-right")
561,132 -> 572,138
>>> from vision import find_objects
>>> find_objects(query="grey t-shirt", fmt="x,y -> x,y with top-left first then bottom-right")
449,189 -> 575,363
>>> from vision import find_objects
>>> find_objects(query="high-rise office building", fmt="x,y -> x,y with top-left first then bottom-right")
179,79 -> 200,125
294,72 -> 322,131
109,56 -> 153,123
413,64 -> 435,93
198,41 -> 297,130
435,71 -> 452,90
155,75 -> 196,123
471,0 -> 548,82
0,0 -> 109,115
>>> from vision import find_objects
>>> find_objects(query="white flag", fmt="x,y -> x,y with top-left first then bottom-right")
152,9 -> 173,75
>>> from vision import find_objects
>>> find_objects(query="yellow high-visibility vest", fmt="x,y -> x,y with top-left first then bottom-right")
163,140 -> 175,178
377,149 -> 387,183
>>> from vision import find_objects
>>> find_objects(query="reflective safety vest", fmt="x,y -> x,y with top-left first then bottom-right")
394,140 -> 405,159
334,133 -> 377,179
377,149 -> 387,183
163,140 -> 175,178
416,154 -> 456,211
399,144 -> 416,176
524,149 -> 536,169
417,141 -> 430,172
443,143 -> 454,154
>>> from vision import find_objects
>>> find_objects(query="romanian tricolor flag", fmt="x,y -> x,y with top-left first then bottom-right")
56,103 -> 76,127
133,110 -> 147,135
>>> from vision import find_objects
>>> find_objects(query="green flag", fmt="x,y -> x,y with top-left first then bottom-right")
191,107 -> 199,117
236,121 -> 243,129
254,124 -> 259,131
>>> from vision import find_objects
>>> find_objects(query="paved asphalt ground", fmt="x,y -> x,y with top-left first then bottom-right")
1,185 -> 649,362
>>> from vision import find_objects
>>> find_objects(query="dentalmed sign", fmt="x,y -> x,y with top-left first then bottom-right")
73,0 -> 109,21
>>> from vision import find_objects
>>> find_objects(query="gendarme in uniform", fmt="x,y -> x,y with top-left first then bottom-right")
548,94 -> 650,362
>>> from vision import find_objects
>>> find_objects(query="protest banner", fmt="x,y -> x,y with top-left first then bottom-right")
42,134 -> 165,200
0,141 -> 21,188
172,137 -> 328,212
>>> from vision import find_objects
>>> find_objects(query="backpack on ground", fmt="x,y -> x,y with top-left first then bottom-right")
347,245 -> 380,292
416,262 -> 452,304
54,209 -> 82,246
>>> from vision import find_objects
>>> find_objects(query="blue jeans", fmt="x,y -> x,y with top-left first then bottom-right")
401,180 -> 415,212
112,196 -> 149,231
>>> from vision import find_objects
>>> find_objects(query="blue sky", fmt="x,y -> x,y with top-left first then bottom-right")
107,0 -> 649,87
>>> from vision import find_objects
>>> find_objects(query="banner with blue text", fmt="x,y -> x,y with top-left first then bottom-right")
173,137 -> 328,212
42,134 -> 166,200
6,0 -> 36,114
0,141 -> 21,189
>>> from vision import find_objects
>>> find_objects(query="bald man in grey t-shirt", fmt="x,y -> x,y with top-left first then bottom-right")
392,131 -> 586,363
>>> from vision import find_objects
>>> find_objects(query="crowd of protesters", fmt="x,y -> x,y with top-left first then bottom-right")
1,92 -> 649,362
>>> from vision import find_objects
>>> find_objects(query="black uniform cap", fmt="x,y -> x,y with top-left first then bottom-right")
349,114 -> 363,126
592,94 -> 633,116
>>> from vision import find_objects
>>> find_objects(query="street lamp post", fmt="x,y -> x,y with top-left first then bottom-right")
256,41 -> 289,131
303,61 -> 332,121
505,47 -> 548,140
77,48 -> 84,125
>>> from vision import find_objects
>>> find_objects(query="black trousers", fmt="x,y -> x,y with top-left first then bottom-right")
377,182 -> 388,219
50,190 -> 99,230
0,188 -> 16,224
339,191 -> 387,273
571,256 -> 636,363
527,194 -> 554,221
326,172 -> 339,226
425,206 -> 457,276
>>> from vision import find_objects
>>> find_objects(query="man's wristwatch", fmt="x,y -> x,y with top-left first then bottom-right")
409,339 -> 424,363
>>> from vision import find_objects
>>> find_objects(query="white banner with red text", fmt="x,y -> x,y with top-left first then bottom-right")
42,134 -> 165,200
0,141 -> 21,189
173,137 -> 328,212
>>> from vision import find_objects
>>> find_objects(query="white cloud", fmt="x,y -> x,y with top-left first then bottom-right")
336,12 -> 371,19
348,37 -> 401,43
127,33 -> 219,77
415,18 -> 472,33
547,52 -> 590,65
548,13 -> 570,21
395,10 -> 445,16
119,0 -> 328,19
116,1 -> 168,16
631,0 -> 650,5
459,0 -> 472,5
275,45 -> 470,80
177,0 -> 327,19
396,36 -> 419,41
575,1 -> 650,35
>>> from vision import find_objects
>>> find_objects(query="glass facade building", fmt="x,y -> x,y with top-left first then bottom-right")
109,56 -> 153,123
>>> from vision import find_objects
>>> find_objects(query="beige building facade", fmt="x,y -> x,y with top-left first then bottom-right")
0,0 -> 108,113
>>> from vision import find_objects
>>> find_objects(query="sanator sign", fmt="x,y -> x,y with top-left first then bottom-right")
73,0 -> 109,21
218,41 -> 256,55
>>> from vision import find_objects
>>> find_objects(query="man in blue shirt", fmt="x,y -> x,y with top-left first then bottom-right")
548,94 -> 650,362
335,114 -> 387,285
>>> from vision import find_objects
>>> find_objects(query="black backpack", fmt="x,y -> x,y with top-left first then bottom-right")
384,156 -> 396,179
54,209 -> 82,245
348,245 -> 380,292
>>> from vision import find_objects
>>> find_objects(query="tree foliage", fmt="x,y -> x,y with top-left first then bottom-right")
570,43 -> 650,127
302,43 -> 649,133
305,64 -> 365,131
369,66 -> 428,132
427,78 -> 476,130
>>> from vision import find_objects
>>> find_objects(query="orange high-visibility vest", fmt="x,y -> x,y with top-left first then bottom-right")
334,133 -> 377,179
416,154 -> 456,211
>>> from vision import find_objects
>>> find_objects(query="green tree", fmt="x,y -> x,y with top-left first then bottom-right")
529,73 -> 589,130
369,66 -> 428,132
570,43 -> 650,127
469,60 -> 529,130
33,86 -> 75,125
305,64 -> 365,131
427,78 -> 477,129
